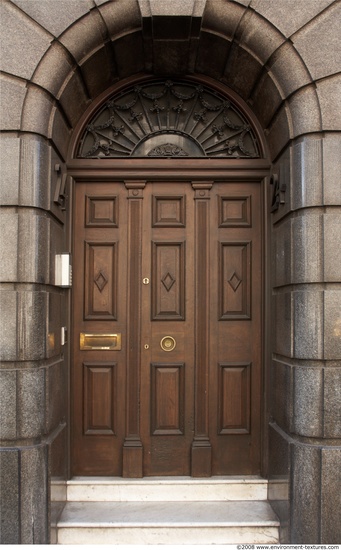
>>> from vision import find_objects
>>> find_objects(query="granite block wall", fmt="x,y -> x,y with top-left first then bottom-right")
269,132 -> 341,543
0,131 -> 69,543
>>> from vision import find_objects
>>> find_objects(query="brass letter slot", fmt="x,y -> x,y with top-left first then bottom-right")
80,333 -> 121,350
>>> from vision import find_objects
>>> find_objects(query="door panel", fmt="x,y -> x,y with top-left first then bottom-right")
72,179 -> 262,476
151,241 -> 186,320
84,241 -> 118,319
83,361 -> 117,435
219,241 -> 251,319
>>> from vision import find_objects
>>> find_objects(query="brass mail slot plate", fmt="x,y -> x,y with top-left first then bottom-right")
80,333 -> 121,350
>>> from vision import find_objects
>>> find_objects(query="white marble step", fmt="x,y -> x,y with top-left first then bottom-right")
55,476 -> 268,502
56,500 -> 280,545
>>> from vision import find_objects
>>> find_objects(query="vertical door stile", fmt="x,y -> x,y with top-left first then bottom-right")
122,180 -> 146,477
191,181 -> 213,477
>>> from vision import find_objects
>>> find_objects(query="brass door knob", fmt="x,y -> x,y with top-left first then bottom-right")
160,336 -> 176,352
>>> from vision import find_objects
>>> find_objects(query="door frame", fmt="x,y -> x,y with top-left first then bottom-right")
66,74 -> 272,478
66,160 -> 271,477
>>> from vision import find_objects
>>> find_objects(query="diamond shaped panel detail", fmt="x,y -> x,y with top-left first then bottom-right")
228,271 -> 242,292
94,270 -> 108,292
161,272 -> 176,292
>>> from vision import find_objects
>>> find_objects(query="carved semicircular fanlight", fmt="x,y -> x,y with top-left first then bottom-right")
78,79 -> 260,159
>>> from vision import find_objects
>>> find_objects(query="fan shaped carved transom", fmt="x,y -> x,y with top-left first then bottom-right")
78,79 -> 260,159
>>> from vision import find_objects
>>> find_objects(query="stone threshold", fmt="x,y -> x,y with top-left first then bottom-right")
52,475 -> 269,502
55,500 -> 279,545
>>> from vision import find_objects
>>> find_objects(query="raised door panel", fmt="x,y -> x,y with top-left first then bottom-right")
152,195 -> 186,227
84,242 -> 117,319
218,362 -> 251,434
218,195 -> 251,227
151,363 -> 185,435
219,241 -> 251,320
85,195 -> 119,227
151,241 -> 185,320
83,362 -> 117,435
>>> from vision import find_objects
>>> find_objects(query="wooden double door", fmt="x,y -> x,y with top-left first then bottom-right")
72,179 -> 262,477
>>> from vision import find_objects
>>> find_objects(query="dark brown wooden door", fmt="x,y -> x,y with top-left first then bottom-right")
72,179 -> 262,476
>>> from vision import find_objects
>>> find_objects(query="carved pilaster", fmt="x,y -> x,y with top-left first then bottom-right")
191,181 -> 213,477
123,180 -> 146,477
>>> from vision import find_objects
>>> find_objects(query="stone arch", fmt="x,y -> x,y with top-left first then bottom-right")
15,0 -> 339,163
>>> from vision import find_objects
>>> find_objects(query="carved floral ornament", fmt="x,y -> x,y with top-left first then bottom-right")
78,80 -> 260,159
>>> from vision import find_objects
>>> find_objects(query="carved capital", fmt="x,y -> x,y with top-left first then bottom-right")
125,180 -> 146,198
192,180 -> 213,199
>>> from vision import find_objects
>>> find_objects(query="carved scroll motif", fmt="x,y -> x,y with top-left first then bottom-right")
148,143 -> 189,157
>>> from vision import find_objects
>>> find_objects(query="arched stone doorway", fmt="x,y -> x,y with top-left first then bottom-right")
1,0 -> 340,543
68,75 -> 270,477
